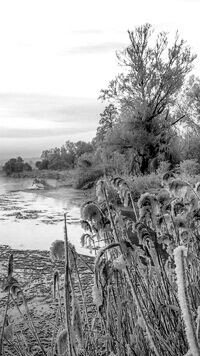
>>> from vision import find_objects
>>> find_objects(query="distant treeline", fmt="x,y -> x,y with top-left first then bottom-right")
3,157 -> 32,176
35,140 -> 94,170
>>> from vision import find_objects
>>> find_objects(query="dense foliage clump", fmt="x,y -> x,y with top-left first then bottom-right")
3,156 -> 32,176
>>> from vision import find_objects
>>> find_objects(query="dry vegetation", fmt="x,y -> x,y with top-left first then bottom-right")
2,172 -> 200,355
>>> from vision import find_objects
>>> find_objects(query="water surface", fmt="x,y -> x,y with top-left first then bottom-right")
0,175 -> 91,255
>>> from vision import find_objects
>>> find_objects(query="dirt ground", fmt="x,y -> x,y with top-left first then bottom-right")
0,245 -> 95,355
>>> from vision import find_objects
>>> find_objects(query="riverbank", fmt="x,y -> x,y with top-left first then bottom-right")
0,245 -> 95,354
4,168 -> 74,185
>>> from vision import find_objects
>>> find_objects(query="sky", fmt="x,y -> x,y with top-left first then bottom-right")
0,0 -> 200,160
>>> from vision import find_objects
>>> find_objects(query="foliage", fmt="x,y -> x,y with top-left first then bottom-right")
99,24 -> 196,173
156,161 -> 171,175
179,159 -> 200,176
3,171 -> 200,355
124,172 -> 162,200
172,75 -> 200,133
37,140 -> 94,171
72,167 -> 104,189
181,132 -> 200,163
79,175 -> 200,355
3,157 -> 32,176
95,104 -> 119,144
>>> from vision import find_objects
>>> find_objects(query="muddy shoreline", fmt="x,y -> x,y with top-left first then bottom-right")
0,244 -> 95,354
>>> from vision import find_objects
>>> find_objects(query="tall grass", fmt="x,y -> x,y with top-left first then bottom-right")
2,173 -> 200,355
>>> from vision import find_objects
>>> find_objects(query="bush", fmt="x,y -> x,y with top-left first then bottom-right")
156,161 -> 171,175
179,159 -> 200,176
3,157 -> 32,176
73,167 -> 104,189
125,173 -> 162,200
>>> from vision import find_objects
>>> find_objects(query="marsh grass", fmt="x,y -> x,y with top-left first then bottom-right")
3,173 -> 200,355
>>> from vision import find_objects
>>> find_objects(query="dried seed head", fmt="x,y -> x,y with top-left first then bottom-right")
113,254 -> 126,271
92,282 -> 103,309
50,240 -> 65,261
168,179 -> 190,199
157,189 -> 171,206
4,324 -> 13,342
80,219 -> 92,233
138,193 -> 159,217
57,329 -> 69,356
96,179 -> 106,203
72,297 -> 83,346
50,240 -> 75,266
2,276 -> 21,297
81,202 -> 102,223
162,171 -> 176,184
53,270 -> 59,299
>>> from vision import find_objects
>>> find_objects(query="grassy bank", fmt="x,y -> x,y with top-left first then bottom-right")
2,169 -> 75,185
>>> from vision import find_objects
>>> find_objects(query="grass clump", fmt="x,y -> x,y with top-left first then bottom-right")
72,167 -> 104,189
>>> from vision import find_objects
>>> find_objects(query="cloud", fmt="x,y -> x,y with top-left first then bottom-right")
68,29 -> 106,35
0,126 -> 95,138
59,41 -> 125,55
0,93 -> 104,125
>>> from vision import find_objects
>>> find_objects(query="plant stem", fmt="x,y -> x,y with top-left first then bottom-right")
64,214 -> 74,356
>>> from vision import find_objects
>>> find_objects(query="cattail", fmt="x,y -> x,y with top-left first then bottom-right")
8,254 -> 14,278
53,270 -> 59,299
57,329 -> 69,356
72,297 -> 83,346
174,246 -> 200,356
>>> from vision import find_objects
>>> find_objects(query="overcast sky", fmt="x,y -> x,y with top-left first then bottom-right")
0,0 -> 200,160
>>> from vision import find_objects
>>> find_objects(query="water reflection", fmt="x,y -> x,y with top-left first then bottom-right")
0,176 -> 91,255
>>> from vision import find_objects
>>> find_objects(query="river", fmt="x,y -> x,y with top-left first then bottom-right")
0,175 -> 91,255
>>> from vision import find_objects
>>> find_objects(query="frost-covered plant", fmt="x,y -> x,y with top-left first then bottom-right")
174,246 -> 200,356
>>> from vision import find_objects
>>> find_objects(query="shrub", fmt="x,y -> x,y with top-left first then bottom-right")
124,172 -> 162,200
179,159 -> 200,176
156,161 -> 171,175
73,167 -> 104,189
3,157 -> 32,176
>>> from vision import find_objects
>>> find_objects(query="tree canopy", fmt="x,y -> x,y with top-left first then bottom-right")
98,23 -> 196,173
3,157 -> 32,176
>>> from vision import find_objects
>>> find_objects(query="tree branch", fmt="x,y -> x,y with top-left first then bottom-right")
171,115 -> 185,126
